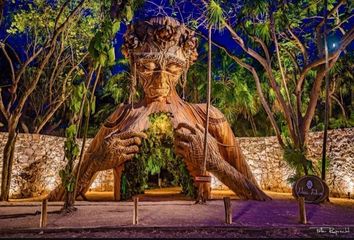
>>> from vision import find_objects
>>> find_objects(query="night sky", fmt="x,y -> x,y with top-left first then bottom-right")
1,0 -> 353,80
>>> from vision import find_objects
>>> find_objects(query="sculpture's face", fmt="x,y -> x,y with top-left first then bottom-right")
135,50 -> 186,102
123,17 -> 198,103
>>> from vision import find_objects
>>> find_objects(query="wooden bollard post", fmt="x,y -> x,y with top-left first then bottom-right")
298,197 -> 307,224
40,199 -> 48,228
133,197 -> 138,225
223,197 -> 232,224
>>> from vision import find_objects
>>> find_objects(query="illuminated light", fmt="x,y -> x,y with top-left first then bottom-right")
343,175 -> 353,194
90,178 -> 101,189
46,177 -> 57,190
349,180 -> 353,192
332,43 -> 336,48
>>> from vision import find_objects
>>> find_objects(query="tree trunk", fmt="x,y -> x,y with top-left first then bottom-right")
63,191 -> 75,211
0,120 -> 17,201
0,0 -> 5,25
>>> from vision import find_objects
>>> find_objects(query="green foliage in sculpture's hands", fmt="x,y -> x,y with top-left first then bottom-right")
121,112 -> 197,200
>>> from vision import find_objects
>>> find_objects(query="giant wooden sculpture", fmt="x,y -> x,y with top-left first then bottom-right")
49,17 -> 270,201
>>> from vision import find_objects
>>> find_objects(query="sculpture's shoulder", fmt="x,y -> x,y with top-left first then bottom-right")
191,103 -> 227,124
87,104 -> 130,150
103,103 -> 130,128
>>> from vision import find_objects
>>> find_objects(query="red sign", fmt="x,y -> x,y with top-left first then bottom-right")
195,175 -> 211,183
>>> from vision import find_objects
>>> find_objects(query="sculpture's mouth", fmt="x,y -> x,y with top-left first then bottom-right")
148,87 -> 170,98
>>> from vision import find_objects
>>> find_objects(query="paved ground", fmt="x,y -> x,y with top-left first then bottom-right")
0,189 -> 353,238
1,226 -> 353,238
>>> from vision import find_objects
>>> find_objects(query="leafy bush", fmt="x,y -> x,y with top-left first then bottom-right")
283,142 -> 314,184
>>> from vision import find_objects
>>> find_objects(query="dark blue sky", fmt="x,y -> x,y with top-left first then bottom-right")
1,0 -> 353,76
110,0 -> 353,73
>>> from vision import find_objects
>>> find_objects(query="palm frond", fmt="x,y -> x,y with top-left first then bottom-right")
207,0 -> 225,30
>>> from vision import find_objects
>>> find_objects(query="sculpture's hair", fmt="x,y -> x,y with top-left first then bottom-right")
122,16 -> 198,65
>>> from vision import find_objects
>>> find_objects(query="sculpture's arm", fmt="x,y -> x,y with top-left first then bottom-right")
48,129 -> 146,201
191,104 -> 258,186
76,130 -> 147,193
174,122 -> 270,201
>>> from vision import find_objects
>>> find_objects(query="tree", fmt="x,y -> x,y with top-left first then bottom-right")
2,1 -> 103,134
0,0 -> 4,24
0,0 -> 88,201
189,0 -> 353,176
211,51 -> 262,136
60,0 -> 145,209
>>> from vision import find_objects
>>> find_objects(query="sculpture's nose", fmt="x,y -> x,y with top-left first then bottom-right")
151,71 -> 168,88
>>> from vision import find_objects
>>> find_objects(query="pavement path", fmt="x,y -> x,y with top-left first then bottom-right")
0,190 -> 353,238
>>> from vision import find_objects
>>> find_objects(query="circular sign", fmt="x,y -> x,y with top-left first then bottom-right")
292,175 -> 329,203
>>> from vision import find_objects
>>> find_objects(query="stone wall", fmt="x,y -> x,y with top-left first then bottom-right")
212,128 -> 353,197
0,128 -> 353,198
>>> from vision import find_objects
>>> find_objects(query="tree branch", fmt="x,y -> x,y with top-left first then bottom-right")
287,28 -> 308,65
240,21 -> 271,64
54,0 -> 70,31
270,13 -> 291,104
331,94 -> 347,119
0,42 -> 15,83
331,14 -> 353,33
13,0 -> 86,117
221,17 -> 296,141
302,55 -> 340,138
34,93 -> 70,134
296,26 -> 354,95
195,31 -> 284,147
0,89 -> 9,121
315,0 -> 346,53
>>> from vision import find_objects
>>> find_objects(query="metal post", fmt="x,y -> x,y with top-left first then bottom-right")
198,24 -> 213,203
321,0 -> 329,181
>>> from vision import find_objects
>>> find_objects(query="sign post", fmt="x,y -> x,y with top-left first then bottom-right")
133,196 -> 138,225
223,197 -> 232,224
298,197 -> 307,224
292,175 -> 329,204
195,175 -> 211,183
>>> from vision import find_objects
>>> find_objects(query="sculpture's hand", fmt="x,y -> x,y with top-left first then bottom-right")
174,122 -> 218,168
66,130 -> 147,199
174,122 -> 271,201
98,131 -> 147,171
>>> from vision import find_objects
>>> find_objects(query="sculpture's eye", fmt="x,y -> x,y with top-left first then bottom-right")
166,64 -> 182,75
142,62 -> 156,71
